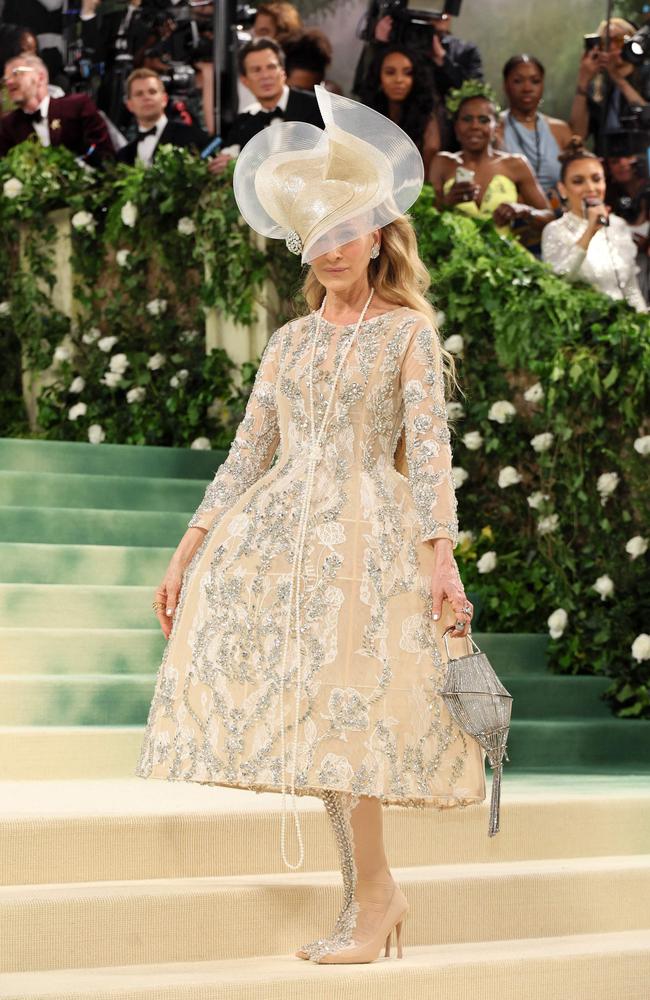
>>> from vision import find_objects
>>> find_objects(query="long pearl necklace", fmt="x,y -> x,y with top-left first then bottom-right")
278,288 -> 375,871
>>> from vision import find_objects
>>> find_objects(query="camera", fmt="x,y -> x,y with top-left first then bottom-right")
359,0 -> 462,51
623,23 -> 650,65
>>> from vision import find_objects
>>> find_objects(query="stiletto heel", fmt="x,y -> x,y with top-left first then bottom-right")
395,919 -> 403,959
384,929 -> 391,958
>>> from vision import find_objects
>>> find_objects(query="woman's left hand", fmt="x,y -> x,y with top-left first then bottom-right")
430,539 -> 474,638
492,201 -> 529,227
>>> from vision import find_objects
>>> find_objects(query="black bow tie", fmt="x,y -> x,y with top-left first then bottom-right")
256,108 -> 284,127
22,108 -> 42,123
137,126 -> 157,140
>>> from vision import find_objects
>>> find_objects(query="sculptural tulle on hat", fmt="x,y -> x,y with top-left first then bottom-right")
233,85 -> 425,263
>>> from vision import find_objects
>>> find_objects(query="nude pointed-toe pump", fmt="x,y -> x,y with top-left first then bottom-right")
316,884 -> 409,964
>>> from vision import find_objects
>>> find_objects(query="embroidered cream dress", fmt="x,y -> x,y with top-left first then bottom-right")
135,306 -> 486,809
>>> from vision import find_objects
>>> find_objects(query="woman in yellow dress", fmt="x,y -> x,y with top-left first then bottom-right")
136,87 -> 485,965
429,80 -> 553,242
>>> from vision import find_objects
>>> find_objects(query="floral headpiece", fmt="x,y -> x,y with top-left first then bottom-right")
445,80 -> 501,117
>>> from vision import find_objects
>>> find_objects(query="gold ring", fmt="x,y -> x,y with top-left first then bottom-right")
152,601 -> 165,611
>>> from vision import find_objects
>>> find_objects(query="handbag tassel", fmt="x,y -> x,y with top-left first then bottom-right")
488,763 -> 502,837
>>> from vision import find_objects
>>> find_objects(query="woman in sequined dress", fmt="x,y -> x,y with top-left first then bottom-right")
136,86 -> 486,964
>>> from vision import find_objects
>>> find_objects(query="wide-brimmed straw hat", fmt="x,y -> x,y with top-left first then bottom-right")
232,84 -> 424,264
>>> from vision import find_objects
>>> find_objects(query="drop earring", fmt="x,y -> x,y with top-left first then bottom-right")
370,243 -> 380,260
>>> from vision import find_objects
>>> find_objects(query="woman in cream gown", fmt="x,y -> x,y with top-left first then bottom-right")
136,86 -> 486,965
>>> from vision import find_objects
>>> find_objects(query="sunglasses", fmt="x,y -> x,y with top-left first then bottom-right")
2,66 -> 33,84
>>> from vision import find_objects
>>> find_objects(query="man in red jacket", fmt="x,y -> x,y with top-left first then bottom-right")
0,54 -> 115,167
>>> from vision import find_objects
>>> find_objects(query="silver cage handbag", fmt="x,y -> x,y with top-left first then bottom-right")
441,626 -> 513,836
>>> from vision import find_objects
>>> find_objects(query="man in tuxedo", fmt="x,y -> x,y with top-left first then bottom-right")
208,38 -> 324,177
0,54 -> 115,166
117,69 -> 209,167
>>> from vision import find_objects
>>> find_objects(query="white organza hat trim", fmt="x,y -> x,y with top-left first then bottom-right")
232,85 -> 424,263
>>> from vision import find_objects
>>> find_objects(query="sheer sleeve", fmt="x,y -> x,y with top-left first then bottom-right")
400,321 -> 458,545
541,219 -> 586,281
188,326 -> 284,532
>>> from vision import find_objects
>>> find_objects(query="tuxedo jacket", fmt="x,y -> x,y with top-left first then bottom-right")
0,94 -> 115,167
224,88 -> 324,151
116,121 -> 210,166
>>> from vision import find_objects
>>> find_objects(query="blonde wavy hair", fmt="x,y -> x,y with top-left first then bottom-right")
301,214 -> 458,398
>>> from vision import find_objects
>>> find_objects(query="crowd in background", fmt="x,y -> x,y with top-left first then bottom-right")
0,1 -> 648,311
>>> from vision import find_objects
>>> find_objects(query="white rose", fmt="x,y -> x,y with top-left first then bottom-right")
81,327 -> 101,345
625,535 -> 648,560
631,634 -> 650,662
97,335 -> 118,353
146,298 -> 167,316
69,376 -> 85,394
524,382 -> 544,403
531,432 -> 554,453
126,386 -> 146,404
488,400 -> 516,424
169,375 -> 180,388
109,352 -> 129,375
3,177 -> 23,199
190,437 -> 212,450
456,530 -> 474,547
53,344 -> 72,363
498,465 -> 522,488
101,370 -> 122,388
88,423 -> 105,444
177,216 -> 196,236
537,514 -> 559,535
181,328 -> 199,344
633,435 -> 650,456
462,431 -> 483,451
443,334 -> 464,355
527,491 -> 548,510
477,550 -> 497,574
435,310 -> 446,328
71,210 -> 95,232
446,402 -> 465,420
452,467 -> 468,488
592,574 -> 614,601
547,608 -> 568,640
0,301 -> 10,316
596,472 -> 620,503
121,200 -> 138,227
147,352 -> 166,371
116,249 -> 131,267
68,402 -> 87,421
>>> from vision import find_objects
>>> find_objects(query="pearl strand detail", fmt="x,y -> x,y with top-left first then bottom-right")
278,288 -> 375,870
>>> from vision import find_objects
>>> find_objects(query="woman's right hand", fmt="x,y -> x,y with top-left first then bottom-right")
585,201 -> 610,232
445,180 -> 479,207
154,558 -> 186,640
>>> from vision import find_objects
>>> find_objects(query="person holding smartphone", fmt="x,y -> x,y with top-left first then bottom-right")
569,17 -> 650,156
541,137 -> 647,312
428,80 -> 553,246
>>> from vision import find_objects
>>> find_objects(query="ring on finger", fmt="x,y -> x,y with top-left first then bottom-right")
455,619 -> 468,631
462,604 -> 472,616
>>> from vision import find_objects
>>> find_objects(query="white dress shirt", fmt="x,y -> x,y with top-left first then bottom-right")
32,95 -> 51,147
136,114 -> 167,167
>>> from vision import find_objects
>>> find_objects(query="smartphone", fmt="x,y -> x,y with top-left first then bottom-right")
200,135 -> 222,160
583,33 -> 601,52
455,167 -> 475,184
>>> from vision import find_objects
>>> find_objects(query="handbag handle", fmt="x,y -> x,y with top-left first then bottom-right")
442,624 -> 481,661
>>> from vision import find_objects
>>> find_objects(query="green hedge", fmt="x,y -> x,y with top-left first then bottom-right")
0,140 -> 648,718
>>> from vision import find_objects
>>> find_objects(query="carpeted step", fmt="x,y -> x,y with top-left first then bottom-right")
0,471 -> 205,513
0,508 -> 191,547
501,675 -> 612,718
1,856 -> 648,973
0,438 -> 223,480
0,584 -> 155,629
2,718 -> 649,780
1,932 -> 648,1000
0,673 -> 614,726
0,628 -> 164,675
0,544 -> 174,585
1,777 -> 648,886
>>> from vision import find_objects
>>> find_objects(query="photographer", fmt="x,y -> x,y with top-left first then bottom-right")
353,4 -> 483,103
605,151 -> 650,305
77,0 -> 149,126
570,17 -> 649,156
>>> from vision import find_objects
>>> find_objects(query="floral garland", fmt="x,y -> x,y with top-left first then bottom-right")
445,79 -> 501,117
